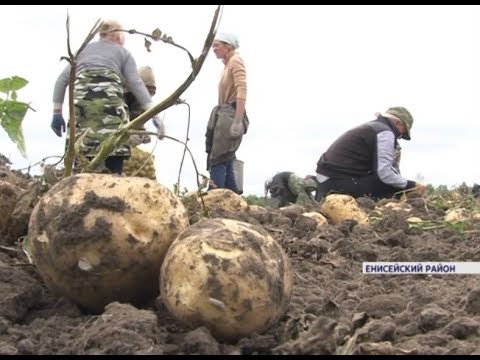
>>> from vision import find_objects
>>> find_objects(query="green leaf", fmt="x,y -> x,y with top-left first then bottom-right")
1,100 -> 28,157
4,100 -> 28,123
0,78 -> 11,94
10,76 -> 28,91
11,90 -> 17,101
0,76 -> 28,94
6,124 -> 26,158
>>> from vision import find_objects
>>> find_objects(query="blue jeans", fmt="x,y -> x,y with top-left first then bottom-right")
210,160 -> 238,193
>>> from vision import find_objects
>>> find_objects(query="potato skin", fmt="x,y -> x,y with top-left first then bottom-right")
28,174 -> 189,313
123,147 -> 156,180
160,218 -> 293,341
320,194 -> 369,225
199,189 -> 248,212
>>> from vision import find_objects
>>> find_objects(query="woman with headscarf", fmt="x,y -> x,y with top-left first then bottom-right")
205,32 -> 249,193
51,20 -> 165,174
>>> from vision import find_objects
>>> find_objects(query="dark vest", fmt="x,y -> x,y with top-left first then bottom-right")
316,116 -> 400,178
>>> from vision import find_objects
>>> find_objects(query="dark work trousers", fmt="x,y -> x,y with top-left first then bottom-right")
105,156 -> 125,175
74,156 -> 125,175
315,174 -> 401,201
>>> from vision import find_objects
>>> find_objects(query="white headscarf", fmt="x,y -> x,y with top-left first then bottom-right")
215,32 -> 240,50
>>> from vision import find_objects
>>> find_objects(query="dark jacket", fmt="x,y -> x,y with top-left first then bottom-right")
316,116 -> 401,178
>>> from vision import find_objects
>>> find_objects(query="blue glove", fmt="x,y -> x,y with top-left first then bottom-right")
51,114 -> 66,137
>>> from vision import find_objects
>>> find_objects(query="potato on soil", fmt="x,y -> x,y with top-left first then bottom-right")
160,218 -> 293,341
199,189 -> 248,212
28,173 -> 189,313
123,147 -> 157,180
320,194 -> 369,225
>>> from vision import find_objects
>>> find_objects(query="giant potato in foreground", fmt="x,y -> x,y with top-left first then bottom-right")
28,174 -> 189,313
160,218 -> 293,341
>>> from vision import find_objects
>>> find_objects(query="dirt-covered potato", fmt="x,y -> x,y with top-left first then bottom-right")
248,205 -> 270,224
320,194 -> 369,225
28,174 -> 189,313
123,147 -> 156,180
160,218 -> 293,341
199,189 -> 248,212
444,208 -> 470,223
302,212 -> 329,228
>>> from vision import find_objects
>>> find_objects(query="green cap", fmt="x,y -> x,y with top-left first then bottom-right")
385,106 -> 414,140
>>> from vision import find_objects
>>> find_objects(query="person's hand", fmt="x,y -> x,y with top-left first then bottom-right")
152,116 -> 166,140
414,183 -> 427,195
229,117 -> 244,138
405,183 -> 426,199
51,113 -> 66,137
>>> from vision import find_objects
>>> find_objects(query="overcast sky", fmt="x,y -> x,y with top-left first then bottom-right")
1,5 -> 480,195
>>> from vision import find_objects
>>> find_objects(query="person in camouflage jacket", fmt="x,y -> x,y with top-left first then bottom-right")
51,20 -> 163,174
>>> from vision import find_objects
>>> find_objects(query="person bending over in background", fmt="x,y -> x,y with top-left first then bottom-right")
51,19 -> 165,175
265,171 -> 318,208
315,106 -> 425,201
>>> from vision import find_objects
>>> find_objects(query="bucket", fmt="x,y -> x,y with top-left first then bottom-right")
233,159 -> 244,194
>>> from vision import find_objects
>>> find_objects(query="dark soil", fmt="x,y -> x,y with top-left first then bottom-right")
1,158 -> 480,355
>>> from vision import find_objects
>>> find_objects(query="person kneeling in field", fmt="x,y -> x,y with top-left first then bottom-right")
265,172 -> 318,208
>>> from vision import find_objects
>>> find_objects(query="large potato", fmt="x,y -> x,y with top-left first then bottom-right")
160,218 -> 293,341
28,174 -> 189,313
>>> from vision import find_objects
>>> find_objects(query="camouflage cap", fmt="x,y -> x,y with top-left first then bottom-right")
138,66 -> 156,88
385,106 -> 414,140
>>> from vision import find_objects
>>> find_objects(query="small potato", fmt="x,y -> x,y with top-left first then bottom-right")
199,189 -> 248,212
